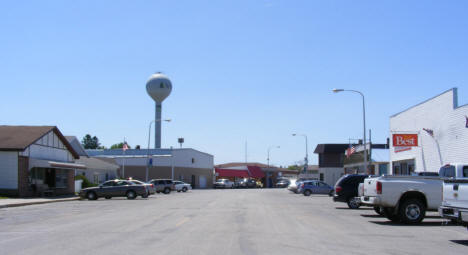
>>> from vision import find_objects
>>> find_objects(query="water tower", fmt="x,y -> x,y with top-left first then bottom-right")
146,72 -> 172,148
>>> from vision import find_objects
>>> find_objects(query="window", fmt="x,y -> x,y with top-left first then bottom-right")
319,173 -> 324,181
463,166 -> 468,178
439,165 -> 456,178
55,169 -> 68,188
102,181 -> 115,187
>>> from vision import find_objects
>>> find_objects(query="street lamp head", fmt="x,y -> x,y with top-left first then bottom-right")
292,134 -> 296,136
332,88 -> 344,93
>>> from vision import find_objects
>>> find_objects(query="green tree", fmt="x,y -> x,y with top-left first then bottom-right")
288,165 -> 301,171
81,134 -> 101,149
110,142 -> 131,150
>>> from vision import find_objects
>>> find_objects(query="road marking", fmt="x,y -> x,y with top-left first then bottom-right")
176,217 -> 190,227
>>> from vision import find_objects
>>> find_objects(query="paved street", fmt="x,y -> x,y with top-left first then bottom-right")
0,189 -> 467,255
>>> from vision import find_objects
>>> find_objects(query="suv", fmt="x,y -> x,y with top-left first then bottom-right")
333,174 -> 369,209
149,179 -> 175,194
298,181 -> 334,196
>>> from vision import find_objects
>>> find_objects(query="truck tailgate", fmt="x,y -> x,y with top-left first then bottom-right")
443,180 -> 468,209
363,177 -> 379,197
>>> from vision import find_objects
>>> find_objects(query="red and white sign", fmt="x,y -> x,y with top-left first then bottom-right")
393,134 -> 418,147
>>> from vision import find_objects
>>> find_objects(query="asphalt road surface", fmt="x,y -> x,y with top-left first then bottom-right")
0,189 -> 467,255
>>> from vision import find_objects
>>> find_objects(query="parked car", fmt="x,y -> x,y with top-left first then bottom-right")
238,178 -> 257,188
361,163 -> 468,224
287,179 -> 299,193
128,179 -> 155,195
79,179 -> 148,200
149,179 -> 175,194
174,181 -> 192,192
276,179 -> 290,188
333,174 -> 369,209
298,181 -> 334,196
214,179 -> 234,189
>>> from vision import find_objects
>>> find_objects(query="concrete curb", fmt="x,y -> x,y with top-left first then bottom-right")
0,197 -> 80,209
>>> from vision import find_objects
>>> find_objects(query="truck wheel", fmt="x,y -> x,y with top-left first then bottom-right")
347,197 -> 361,209
163,188 -> 171,194
374,206 -> 384,216
303,190 -> 312,196
399,199 -> 425,224
182,187 -> 188,192
383,207 -> 400,222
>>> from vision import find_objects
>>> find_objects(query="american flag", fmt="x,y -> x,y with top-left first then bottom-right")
346,146 -> 356,158
423,128 -> 434,137
122,142 -> 129,151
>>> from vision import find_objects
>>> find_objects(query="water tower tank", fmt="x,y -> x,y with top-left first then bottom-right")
146,72 -> 172,149
146,73 -> 172,103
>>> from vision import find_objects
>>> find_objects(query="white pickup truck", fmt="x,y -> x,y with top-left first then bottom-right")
361,164 -> 468,224
439,164 -> 468,228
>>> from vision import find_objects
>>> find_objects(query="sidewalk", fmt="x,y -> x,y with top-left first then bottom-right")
0,196 -> 80,209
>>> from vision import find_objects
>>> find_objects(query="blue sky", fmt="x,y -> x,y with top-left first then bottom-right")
1,1 -> 467,166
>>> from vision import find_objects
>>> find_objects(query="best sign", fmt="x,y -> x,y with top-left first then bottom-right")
393,134 -> 418,147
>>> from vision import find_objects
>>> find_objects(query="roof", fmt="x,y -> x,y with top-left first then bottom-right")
314,144 -> 350,154
215,162 -> 272,169
0,126 -> 79,159
215,166 -> 265,179
87,148 -> 213,158
65,136 -> 88,157
75,157 -> 119,171
390,88 -> 457,118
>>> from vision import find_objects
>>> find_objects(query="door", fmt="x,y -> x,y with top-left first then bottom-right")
317,182 -> 329,194
191,175 -> 196,188
199,176 -> 207,188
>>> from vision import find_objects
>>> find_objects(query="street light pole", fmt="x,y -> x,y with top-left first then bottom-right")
146,119 -> 171,182
267,145 -> 280,169
333,89 -> 367,173
292,134 -> 308,173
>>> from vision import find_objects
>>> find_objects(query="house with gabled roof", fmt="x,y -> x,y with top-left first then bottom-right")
0,126 -> 85,197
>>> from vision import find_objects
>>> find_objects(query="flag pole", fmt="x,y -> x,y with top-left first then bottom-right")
122,138 -> 126,179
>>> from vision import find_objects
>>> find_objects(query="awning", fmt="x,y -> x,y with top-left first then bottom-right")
29,158 -> 86,170
215,168 -> 250,178
247,166 -> 265,179
49,161 -> 86,169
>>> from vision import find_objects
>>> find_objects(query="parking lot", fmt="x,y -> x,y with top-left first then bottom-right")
0,189 -> 467,255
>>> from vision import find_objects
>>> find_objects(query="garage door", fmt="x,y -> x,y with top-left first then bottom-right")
199,176 -> 207,188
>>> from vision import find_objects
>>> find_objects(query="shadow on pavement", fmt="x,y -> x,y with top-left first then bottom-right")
369,221 -> 450,227
335,207 -> 372,210
360,214 -> 383,218
450,240 -> 468,246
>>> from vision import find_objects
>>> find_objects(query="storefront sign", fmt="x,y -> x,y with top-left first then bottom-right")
393,134 -> 418,147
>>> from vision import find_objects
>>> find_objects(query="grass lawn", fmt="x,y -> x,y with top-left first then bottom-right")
0,197 -> 9,199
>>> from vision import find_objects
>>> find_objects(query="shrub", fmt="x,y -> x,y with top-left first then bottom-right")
75,175 -> 97,188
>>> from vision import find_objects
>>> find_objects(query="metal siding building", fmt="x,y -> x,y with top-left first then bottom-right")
87,148 -> 214,188
389,88 -> 468,174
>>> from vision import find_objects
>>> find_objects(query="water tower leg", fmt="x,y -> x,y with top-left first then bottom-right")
155,102 -> 162,148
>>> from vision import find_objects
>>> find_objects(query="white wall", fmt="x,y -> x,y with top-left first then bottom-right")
390,89 -> 468,173
319,167 -> 344,186
110,149 -> 214,169
0,151 -> 18,189
22,131 -> 74,162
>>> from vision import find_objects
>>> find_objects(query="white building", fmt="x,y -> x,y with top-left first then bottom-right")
389,88 -> 468,174
87,148 -> 214,188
